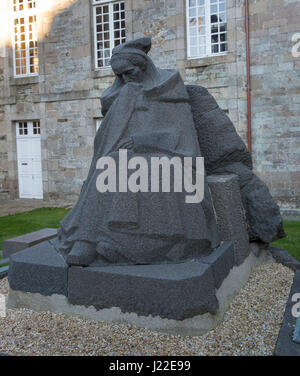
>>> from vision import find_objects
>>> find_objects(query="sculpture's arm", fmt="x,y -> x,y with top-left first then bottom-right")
131,131 -> 180,154
124,131 -> 194,159
100,76 -> 125,116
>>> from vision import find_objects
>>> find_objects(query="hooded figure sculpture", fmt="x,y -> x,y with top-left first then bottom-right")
56,37 -> 220,266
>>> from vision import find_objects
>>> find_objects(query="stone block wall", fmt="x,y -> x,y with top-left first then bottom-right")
248,0 -> 300,210
0,0 -> 299,209
0,0 -> 104,201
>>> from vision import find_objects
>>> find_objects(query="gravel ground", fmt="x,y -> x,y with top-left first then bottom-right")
0,262 -> 294,356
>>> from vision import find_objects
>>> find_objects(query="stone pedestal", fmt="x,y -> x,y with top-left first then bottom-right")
6,174 -> 271,335
7,240 -> 273,336
2,228 -> 57,258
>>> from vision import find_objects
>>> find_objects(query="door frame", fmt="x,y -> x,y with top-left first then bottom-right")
15,120 -> 43,199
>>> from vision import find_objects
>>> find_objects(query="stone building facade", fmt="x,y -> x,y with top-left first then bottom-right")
0,0 -> 299,211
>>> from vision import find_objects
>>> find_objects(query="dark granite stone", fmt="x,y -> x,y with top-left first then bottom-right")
268,245 -> 300,272
294,314 -> 300,345
187,84 -> 285,244
207,175 -> 250,266
57,36 -> 220,267
68,259 -> 218,320
201,241 -> 235,289
8,241 -> 68,297
6,238 -> 244,321
218,162 -> 285,243
274,271 -> 300,356
2,228 -> 57,258
187,85 -> 253,173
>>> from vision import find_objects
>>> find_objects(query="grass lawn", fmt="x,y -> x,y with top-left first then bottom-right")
0,207 -> 70,257
0,208 -> 299,262
272,220 -> 300,262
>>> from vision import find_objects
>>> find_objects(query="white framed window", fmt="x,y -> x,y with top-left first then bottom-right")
11,0 -> 39,77
187,0 -> 227,59
93,0 -> 126,69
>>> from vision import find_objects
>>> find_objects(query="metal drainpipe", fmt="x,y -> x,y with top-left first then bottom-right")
245,0 -> 252,153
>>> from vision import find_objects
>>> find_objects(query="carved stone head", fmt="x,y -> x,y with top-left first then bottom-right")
110,37 -> 160,87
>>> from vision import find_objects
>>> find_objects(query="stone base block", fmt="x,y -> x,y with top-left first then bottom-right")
8,245 -> 273,336
2,228 -> 57,258
7,238 -> 275,335
8,241 -> 235,320
8,241 -> 68,297
68,260 -> 219,320
207,174 -> 250,266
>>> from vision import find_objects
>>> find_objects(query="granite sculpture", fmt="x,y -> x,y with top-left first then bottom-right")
54,36 -> 284,268
7,37 -> 286,334
55,37 -> 221,267
187,85 -> 285,243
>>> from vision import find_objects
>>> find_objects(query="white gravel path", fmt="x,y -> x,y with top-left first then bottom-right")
0,262 -> 294,356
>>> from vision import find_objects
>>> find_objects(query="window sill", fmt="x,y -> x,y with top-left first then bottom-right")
93,67 -> 114,78
9,75 -> 40,86
184,52 -> 235,68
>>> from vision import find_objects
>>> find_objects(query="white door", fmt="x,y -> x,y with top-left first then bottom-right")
16,121 -> 43,199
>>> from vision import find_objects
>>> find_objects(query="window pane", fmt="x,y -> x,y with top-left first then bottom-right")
94,2 -> 126,69
13,6 -> 39,76
188,0 -> 227,57
33,120 -> 40,134
219,12 -> 226,22
211,5 -> 218,13
219,2 -> 226,12
211,34 -> 219,43
199,45 -> 206,55
220,22 -> 226,32
190,46 -> 198,56
190,8 -> 196,17
211,24 -> 218,34
212,44 -> 219,53
210,0 -> 227,55
190,36 -> 197,46
220,42 -> 227,52
113,2 -> 126,50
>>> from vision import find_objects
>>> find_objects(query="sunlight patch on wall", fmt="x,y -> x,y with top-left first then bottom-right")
0,0 -> 10,55
0,0 -> 77,52
36,0 -> 77,40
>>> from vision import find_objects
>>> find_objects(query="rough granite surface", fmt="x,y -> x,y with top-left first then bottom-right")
187,84 -> 285,244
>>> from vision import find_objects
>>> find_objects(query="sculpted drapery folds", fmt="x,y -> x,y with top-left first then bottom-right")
54,37 -> 284,267
56,37 -> 220,266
